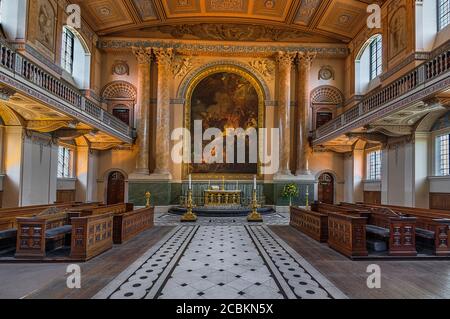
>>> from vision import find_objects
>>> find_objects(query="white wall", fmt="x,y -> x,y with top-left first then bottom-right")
2,127 -> 23,207
20,133 -> 58,206
1,0 -> 27,41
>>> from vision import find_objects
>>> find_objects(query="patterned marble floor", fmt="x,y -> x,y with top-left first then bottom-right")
154,212 -> 290,226
94,225 -> 346,300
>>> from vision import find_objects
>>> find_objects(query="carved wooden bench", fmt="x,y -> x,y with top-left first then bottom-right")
290,207 -> 328,243
70,213 -> 114,261
113,207 -> 154,244
327,212 -> 368,258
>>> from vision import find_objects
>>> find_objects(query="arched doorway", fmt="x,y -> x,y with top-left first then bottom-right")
318,173 -> 334,204
107,171 -> 125,205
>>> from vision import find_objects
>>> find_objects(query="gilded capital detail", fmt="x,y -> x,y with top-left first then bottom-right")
132,47 -> 152,64
297,51 -> 317,67
275,51 -> 296,69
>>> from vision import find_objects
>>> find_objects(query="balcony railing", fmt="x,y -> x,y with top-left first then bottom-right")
314,40 -> 450,144
0,40 -> 132,141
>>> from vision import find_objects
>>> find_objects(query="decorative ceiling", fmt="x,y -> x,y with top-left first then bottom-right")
73,0 -> 384,43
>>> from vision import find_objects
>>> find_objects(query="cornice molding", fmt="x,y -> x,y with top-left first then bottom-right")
98,39 -> 349,58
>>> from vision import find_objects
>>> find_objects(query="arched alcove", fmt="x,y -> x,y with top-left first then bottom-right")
182,64 -> 266,179
310,86 -> 344,130
101,81 -> 137,127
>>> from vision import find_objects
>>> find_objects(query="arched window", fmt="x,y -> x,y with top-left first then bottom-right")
61,27 -> 74,73
355,34 -> 383,95
60,26 -> 91,89
439,0 -> 450,31
369,35 -> 382,80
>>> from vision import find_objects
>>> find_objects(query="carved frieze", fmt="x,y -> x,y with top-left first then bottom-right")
132,47 -> 152,64
156,23 -> 313,42
248,59 -> 275,79
171,55 -> 194,78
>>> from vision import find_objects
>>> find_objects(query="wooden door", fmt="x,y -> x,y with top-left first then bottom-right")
107,171 -> 125,205
318,173 -> 334,204
113,108 -> 130,125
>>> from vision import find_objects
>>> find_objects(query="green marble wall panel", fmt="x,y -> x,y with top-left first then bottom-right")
128,182 -> 171,206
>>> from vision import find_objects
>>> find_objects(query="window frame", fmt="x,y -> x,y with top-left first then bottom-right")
438,0 -> 450,31
61,27 -> 75,74
369,35 -> 382,80
57,146 -> 74,179
437,134 -> 450,176
367,150 -> 382,181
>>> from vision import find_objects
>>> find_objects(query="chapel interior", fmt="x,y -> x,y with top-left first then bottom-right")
0,0 -> 450,300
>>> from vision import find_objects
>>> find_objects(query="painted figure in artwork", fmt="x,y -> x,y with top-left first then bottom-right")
37,0 -> 55,50
190,72 -> 259,174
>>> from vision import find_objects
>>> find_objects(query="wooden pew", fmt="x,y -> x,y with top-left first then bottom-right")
290,207 -> 328,243
70,213 -> 114,261
68,203 -> 134,219
346,203 -> 450,256
322,203 -> 418,256
113,207 -> 154,244
0,202 -> 100,231
327,212 -> 368,258
15,209 -> 71,258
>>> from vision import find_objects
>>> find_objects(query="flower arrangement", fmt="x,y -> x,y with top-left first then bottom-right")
282,183 -> 299,206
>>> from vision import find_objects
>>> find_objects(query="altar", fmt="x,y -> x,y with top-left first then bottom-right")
204,190 -> 242,207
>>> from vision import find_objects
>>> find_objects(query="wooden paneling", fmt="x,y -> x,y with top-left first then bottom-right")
430,193 -> 450,211
364,191 -> 381,205
56,190 -> 75,204
327,212 -> 368,258
290,207 -> 328,243
70,214 -> 114,261
113,207 -> 154,244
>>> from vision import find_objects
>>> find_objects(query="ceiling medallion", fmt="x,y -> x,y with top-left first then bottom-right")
112,61 -> 130,76
264,0 -> 275,9
318,65 -> 335,81
98,7 -> 112,17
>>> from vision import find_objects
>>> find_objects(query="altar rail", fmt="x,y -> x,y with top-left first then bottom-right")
179,195 -> 267,207
0,40 -> 132,142
313,40 -> 450,144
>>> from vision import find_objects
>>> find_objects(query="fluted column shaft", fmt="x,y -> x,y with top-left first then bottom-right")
132,47 -> 152,174
275,52 -> 295,176
153,48 -> 173,177
296,52 -> 316,175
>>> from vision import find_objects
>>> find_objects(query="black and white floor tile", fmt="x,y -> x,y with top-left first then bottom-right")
154,213 -> 290,226
94,224 -> 346,300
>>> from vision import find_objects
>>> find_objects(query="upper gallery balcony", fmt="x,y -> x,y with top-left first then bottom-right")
0,39 -> 133,145
313,40 -> 450,147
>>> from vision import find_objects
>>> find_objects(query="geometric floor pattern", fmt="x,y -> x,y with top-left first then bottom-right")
154,213 -> 290,226
94,225 -> 347,300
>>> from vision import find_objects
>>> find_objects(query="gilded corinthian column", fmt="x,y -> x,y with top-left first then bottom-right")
296,52 -> 316,176
132,47 -> 152,175
152,48 -> 173,179
275,51 -> 296,177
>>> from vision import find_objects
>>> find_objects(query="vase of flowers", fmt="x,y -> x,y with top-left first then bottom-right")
282,183 -> 299,207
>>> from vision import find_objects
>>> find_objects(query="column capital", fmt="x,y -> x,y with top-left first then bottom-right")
154,48 -> 174,68
275,51 -> 296,69
132,47 -> 152,65
296,51 -> 317,67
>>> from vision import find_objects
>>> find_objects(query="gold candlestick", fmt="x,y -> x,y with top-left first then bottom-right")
145,191 -> 151,208
247,190 -> 263,222
181,190 -> 197,222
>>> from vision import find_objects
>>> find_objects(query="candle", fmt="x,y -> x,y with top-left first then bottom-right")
236,181 -> 239,189
189,174 -> 192,190
254,175 -> 257,190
